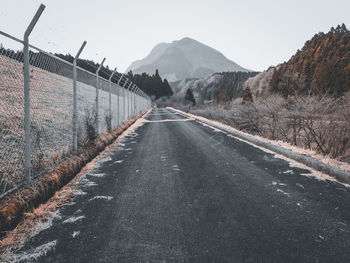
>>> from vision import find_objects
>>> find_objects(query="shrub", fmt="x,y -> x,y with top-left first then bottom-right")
105,114 -> 112,133
84,107 -> 97,144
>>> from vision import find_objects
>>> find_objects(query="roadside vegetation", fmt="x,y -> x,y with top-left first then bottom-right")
0,112 -> 147,236
184,93 -> 350,162
168,24 -> 350,164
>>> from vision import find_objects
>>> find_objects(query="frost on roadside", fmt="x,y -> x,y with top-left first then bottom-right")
1,240 -> 57,263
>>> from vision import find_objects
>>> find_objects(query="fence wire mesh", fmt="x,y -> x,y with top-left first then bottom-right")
0,32 -> 151,198
28,46 -> 74,178
0,38 -> 25,195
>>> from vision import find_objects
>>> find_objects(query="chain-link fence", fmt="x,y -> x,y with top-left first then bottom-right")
0,31 -> 151,198
0,36 -> 25,198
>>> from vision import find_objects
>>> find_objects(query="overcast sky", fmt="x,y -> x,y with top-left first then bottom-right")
1,0 -> 349,72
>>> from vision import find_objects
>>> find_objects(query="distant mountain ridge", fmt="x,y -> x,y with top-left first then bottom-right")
126,37 -> 250,81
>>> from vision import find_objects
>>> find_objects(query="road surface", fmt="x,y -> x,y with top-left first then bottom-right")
14,108 -> 350,262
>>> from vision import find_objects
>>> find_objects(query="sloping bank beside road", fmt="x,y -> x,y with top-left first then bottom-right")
0,110 -> 149,237
168,107 -> 350,185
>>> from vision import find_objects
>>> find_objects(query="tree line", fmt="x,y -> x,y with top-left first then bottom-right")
270,24 -> 350,97
0,45 -> 173,100
126,69 -> 173,100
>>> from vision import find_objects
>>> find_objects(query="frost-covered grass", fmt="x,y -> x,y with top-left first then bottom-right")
0,185 -> 74,260
89,195 -> 113,201
1,240 -> 57,263
62,215 -> 85,224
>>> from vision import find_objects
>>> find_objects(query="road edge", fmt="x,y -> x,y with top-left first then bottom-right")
168,107 -> 350,185
0,110 -> 150,237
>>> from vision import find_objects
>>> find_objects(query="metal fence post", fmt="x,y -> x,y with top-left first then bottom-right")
139,90 -> 143,114
135,88 -> 139,114
134,86 -> 137,115
129,86 -> 133,118
123,80 -> 129,121
23,4 -> 45,185
127,81 -> 132,119
108,67 -> 117,126
122,80 -> 128,123
116,74 -> 124,126
133,86 -> 137,116
132,85 -> 136,116
73,41 -> 87,155
134,86 -> 138,115
137,87 -> 140,114
133,86 -> 137,115
95,57 -> 106,136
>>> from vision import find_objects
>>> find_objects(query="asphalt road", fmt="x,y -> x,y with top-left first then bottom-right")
15,108 -> 350,262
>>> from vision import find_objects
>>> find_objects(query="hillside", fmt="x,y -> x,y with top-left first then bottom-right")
172,71 -> 258,104
242,67 -> 275,97
126,37 -> 249,81
270,24 -> 350,97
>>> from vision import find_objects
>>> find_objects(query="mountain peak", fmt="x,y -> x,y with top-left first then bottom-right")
126,37 -> 250,81
176,37 -> 196,43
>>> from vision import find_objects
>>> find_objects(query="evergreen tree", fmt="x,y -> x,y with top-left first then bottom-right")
127,70 -> 134,79
126,69 -> 173,100
185,88 -> 196,106
154,69 -> 161,81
